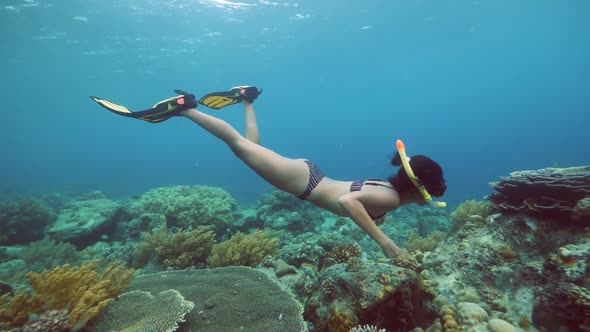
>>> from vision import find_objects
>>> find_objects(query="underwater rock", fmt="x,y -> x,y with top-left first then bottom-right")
488,166 -> 590,224
0,197 -> 57,245
486,318 -> 515,332
305,262 -> 436,332
93,289 -> 194,332
456,302 -> 489,329
48,197 -> 121,247
111,267 -> 306,332
275,258 -> 298,277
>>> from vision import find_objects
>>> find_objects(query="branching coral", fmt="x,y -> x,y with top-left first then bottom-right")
133,226 -> 216,269
207,230 -> 279,267
0,260 -> 135,330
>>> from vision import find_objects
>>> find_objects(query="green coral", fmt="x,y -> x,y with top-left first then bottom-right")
133,227 -> 216,269
450,200 -> 493,229
0,197 -> 56,245
207,230 -> 279,267
124,185 -> 238,235
405,229 -> 447,253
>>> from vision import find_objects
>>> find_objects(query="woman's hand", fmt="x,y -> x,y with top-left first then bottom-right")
379,238 -> 401,258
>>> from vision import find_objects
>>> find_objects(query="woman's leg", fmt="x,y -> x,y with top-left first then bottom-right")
180,106 -> 309,195
243,102 -> 260,144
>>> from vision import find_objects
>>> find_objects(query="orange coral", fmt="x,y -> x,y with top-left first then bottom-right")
0,260 -> 134,330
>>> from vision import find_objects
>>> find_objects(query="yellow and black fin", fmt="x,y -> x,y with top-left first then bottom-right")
90,90 -> 197,123
198,86 -> 262,110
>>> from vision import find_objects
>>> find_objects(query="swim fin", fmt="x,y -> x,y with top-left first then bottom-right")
198,86 -> 263,110
90,90 -> 198,123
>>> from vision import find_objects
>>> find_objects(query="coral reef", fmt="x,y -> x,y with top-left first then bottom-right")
0,197 -> 57,245
133,226 -> 215,269
305,262 -> 437,331
281,232 -> 340,268
323,243 -> 362,269
0,240 -> 81,285
449,200 -> 493,230
20,309 -> 70,332
48,193 -> 121,247
123,185 -> 238,235
207,229 -> 279,267
0,259 -> 135,330
81,240 -> 138,267
572,197 -> 590,223
245,189 -> 330,235
92,289 -> 194,332
350,324 -> 387,332
122,267 -> 306,332
405,229 -> 447,253
119,213 -> 166,240
532,282 -> 590,331
20,239 -> 80,271
488,166 -> 590,224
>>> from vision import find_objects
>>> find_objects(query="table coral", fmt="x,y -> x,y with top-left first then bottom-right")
92,289 -> 194,332
488,166 -> 590,224
119,267 -> 306,332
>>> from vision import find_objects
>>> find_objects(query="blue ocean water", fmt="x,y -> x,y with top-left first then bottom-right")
0,0 -> 588,208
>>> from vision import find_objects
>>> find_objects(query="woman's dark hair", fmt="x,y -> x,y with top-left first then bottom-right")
388,153 -> 446,197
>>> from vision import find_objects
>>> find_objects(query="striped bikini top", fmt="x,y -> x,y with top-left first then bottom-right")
350,179 -> 393,221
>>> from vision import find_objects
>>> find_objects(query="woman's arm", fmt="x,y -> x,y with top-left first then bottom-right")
338,192 -> 401,257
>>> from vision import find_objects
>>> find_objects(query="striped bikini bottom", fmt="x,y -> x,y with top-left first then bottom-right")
297,160 -> 325,200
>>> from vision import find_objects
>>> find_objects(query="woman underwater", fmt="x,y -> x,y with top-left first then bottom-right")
91,86 -> 447,258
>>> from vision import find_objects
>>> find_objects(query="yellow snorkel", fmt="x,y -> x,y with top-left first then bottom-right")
396,139 -> 446,208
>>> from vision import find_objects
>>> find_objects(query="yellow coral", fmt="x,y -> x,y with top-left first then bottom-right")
328,306 -> 356,332
451,200 -> 493,228
207,230 -> 279,267
0,260 -> 135,330
406,229 -> 447,253
135,226 -> 215,269
440,304 -> 460,332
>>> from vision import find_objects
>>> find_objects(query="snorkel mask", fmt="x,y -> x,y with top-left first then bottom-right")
396,139 -> 446,208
